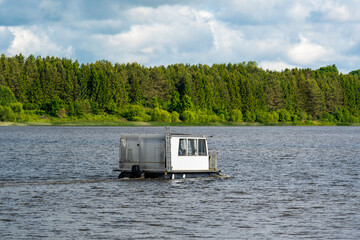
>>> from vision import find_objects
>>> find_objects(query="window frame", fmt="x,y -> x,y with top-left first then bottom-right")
178,138 -> 207,156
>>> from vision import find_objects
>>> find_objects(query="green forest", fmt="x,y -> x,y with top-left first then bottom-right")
1,54 -> 360,125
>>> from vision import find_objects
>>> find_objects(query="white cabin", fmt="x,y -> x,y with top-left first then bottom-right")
170,136 -> 209,171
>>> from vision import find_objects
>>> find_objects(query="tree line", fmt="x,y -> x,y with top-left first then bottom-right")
0,53 -> 360,124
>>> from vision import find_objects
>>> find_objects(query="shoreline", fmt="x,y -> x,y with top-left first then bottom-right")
0,121 -> 357,127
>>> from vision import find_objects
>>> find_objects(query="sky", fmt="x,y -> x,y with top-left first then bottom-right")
0,0 -> 359,73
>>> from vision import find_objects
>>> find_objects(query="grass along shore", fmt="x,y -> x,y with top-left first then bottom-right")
1,110 -> 358,127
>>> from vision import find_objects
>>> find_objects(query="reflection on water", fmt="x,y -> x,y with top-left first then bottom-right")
0,126 -> 359,239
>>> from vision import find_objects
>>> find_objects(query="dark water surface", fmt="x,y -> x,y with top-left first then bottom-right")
1,126 -> 359,239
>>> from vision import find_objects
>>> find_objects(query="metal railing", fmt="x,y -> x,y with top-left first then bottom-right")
165,127 -> 172,171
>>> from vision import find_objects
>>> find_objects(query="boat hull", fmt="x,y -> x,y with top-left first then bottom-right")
116,170 -> 220,179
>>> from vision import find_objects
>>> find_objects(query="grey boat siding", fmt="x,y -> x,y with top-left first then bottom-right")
119,134 -> 166,172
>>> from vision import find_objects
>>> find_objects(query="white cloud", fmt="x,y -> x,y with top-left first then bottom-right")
89,6 -> 216,65
288,36 -> 328,65
260,61 -> 297,72
305,0 -> 360,23
7,26 -> 74,58
319,2 -> 351,22
208,21 -> 243,58
287,3 -> 310,22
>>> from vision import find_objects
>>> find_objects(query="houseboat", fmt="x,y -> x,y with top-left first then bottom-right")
115,127 -> 219,179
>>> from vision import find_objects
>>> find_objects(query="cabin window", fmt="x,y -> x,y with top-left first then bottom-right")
198,139 -> 207,156
188,139 -> 197,155
178,139 -> 187,156
178,138 -> 207,156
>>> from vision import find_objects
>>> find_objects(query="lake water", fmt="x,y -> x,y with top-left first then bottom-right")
0,126 -> 359,239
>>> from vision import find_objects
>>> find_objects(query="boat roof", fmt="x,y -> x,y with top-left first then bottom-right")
170,133 -> 207,138
120,133 -> 208,138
